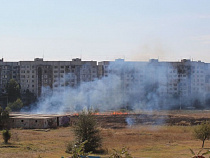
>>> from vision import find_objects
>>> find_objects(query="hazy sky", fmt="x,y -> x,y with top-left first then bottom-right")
0,0 -> 210,62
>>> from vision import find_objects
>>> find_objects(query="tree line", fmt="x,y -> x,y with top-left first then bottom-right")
0,79 -> 37,112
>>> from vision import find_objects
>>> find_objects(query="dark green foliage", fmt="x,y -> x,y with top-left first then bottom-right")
194,121 -> 210,148
8,98 -> 23,112
0,107 -> 10,129
2,129 -> 11,144
73,110 -> 102,153
21,89 -> 37,107
6,79 -> 21,103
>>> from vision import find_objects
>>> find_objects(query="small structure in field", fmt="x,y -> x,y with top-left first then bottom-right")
9,113 -> 70,129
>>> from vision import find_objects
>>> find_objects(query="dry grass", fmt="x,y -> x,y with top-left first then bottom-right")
1,110 -> 210,158
0,125 -> 209,158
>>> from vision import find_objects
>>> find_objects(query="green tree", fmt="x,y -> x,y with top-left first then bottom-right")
22,89 -> 37,106
6,79 -> 21,103
194,121 -> 210,148
0,107 -> 10,129
2,129 -> 11,144
8,98 -> 23,112
73,110 -> 102,153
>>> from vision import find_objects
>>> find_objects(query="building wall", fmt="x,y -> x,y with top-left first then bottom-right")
19,58 -> 98,96
10,117 -> 59,129
1,58 -> 210,107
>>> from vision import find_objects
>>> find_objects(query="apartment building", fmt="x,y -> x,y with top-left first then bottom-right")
98,58 -> 210,107
0,58 -> 20,93
1,57 -> 210,108
19,58 -> 97,96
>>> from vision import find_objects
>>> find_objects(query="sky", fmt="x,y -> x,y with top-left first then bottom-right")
0,0 -> 210,62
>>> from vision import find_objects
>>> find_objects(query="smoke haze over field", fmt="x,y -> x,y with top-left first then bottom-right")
28,59 -> 210,114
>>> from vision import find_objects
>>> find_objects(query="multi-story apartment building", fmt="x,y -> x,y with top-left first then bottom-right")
98,58 -> 210,108
19,58 -> 97,96
1,57 -> 210,108
0,58 -> 20,93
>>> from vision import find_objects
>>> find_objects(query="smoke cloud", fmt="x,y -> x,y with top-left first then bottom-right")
27,59 -> 210,114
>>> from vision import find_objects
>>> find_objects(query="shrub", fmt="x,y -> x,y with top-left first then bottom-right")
109,147 -> 133,158
194,121 -> 210,148
73,110 -> 102,153
0,107 -> 10,129
66,140 -> 90,158
190,148 -> 210,158
2,129 -> 11,144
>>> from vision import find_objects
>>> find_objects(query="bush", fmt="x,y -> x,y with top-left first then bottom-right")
66,140 -> 90,158
73,110 -> 102,153
194,121 -> 210,148
109,147 -> 133,158
0,107 -> 10,129
2,129 -> 11,144
190,148 -> 210,158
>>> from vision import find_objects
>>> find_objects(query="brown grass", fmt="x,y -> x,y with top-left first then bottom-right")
1,110 -> 210,158
0,125 -> 209,158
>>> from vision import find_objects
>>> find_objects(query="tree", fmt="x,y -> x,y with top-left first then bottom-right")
0,107 -> 10,129
6,79 -> 21,103
73,110 -> 102,153
2,129 -> 11,144
194,121 -> 210,148
8,98 -> 23,112
21,89 -> 37,107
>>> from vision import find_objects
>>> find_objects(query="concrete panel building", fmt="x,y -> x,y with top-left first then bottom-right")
9,113 -> 70,129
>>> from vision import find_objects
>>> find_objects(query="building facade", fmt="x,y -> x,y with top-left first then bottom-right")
0,58 -> 98,97
0,58 -> 210,108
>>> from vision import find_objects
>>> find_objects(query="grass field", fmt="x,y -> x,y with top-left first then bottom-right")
0,111 -> 210,158
0,125 -> 209,158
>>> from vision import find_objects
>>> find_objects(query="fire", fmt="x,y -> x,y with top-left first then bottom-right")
111,111 -> 128,115
72,111 -> 128,116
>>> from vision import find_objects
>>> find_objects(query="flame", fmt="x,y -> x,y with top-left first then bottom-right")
72,111 -> 128,116
111,111 -> 128,115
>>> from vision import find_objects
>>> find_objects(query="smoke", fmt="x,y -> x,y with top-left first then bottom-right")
27,59 -> 210,114
126,117 -> 135,126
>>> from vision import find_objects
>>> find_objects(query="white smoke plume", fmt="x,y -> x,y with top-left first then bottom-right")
27,59 -> 210,114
